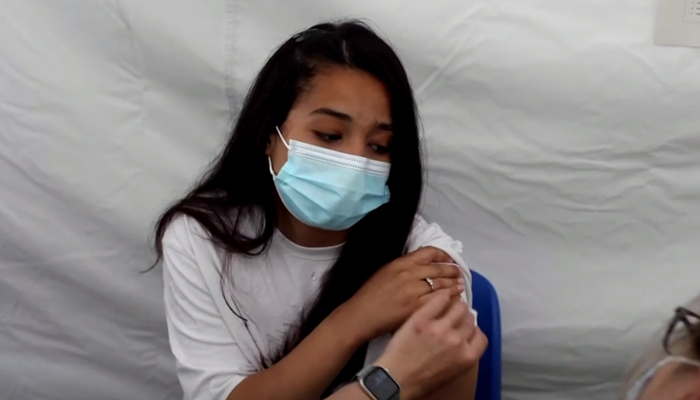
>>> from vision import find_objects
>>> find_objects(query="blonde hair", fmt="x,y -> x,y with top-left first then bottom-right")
618,293 -> 700,399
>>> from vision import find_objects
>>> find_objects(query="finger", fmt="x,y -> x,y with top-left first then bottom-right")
469,310 -> 481,341
419,280 -> 466,298
438,300 -> 470,330
432,261 -> 458,268
413,263 -> 462,280
455,307 -> 477,339
430,248 -> 454,263
429,278 -> 464,292
407,290 -> 452,324
416,278 -> 466,297
418,286 -> 463,308
407,246 -> 452,264
448,283 -> 467,300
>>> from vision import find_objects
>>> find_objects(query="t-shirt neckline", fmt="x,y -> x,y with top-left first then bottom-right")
272,229 -> 344,261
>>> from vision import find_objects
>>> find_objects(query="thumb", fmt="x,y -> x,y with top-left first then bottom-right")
465,328 -> 489,362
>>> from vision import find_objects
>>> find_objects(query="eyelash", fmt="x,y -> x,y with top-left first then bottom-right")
314,131 -> 342,142
370,144 -> 390,154
314,131 -> 390,154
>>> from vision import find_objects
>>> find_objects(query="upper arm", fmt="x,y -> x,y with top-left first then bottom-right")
405,215 -> 473,305
405,216 -> 481,400
162,218 -> 255,400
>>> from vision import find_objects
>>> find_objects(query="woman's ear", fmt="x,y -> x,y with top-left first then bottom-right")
265,133 -> 275,156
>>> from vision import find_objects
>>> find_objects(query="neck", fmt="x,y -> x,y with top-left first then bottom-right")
276,203 -> 348,248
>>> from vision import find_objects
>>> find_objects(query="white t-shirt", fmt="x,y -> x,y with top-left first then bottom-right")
162,214 -> 473,400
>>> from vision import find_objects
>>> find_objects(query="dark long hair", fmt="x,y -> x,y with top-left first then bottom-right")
153,20 -> 423,390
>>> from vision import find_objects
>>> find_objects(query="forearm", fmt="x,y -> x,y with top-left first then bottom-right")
422,366 -> 478,400
327,383 -> 371,400
227,307 -> 365,400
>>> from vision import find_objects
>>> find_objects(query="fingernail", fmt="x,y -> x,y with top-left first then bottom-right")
458,278 -> 464,285
457,284 -> 465,291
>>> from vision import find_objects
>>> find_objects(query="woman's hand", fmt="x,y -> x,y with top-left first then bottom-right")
376,292 -> 487,400
338,246 -> 465,342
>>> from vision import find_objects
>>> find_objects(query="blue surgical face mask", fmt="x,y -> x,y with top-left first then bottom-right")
268,127 -> 391,231
625,356 -> 700,400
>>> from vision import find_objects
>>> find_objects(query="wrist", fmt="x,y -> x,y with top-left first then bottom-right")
375,356 -> 417,400
327,301 -> 369,348
331,300 -> 372,345
347,382 -> 374,400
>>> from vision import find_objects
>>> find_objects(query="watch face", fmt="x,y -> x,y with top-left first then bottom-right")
365,367 -> 399,399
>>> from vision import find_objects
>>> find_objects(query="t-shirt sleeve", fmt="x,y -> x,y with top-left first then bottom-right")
162,218 -> 255,400
405,215 -> 474,306
366,216 -> 477,366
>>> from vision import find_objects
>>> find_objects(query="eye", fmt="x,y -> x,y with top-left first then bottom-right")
313,131 -> 342,142
369,143 -> 390,154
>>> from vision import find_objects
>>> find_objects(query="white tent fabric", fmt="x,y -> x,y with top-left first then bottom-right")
1,1 -> 699,400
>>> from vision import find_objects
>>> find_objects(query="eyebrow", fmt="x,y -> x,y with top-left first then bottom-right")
309,107 -> 393,131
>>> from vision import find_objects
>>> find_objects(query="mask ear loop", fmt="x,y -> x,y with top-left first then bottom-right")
625,356 -> 700,400
275,126 -> 291,149
269,126 -> 291,178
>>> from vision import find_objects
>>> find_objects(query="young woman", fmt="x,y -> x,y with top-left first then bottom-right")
154,20 -> 485,400
621,293 -> 700,400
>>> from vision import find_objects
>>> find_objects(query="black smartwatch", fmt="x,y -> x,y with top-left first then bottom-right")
355,365 -> 401,400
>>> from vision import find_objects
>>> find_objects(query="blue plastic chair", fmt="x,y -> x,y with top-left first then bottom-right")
471,270 -> 502,400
